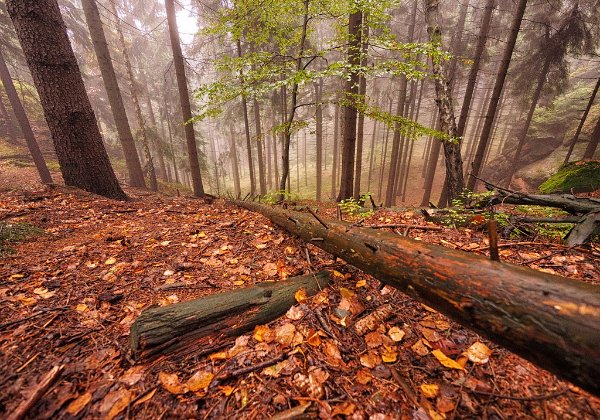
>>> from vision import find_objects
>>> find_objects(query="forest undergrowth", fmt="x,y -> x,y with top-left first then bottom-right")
0,165 -> 599,419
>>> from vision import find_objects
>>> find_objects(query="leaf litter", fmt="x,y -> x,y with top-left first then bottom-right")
0,186 -> 598,418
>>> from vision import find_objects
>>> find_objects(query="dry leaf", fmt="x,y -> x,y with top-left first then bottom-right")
133,388 -> 156,406
106,389 -> 132,420
432,349 -> 464,370
307,331 -> 322,347
66,392 -> 92,415
159,371 -> 188,394
263,262 -> 278,277
359,351 -> 381,368
75,303 -> 89,312
33,287 -> 56,299
381,349 -> 398,363
186,370 -> 214,392
332,402 -> 356,417
294,288 -> 307,303
466,341 -> 492,364
105,257 -> 116,265
355,279 -> 367,288
253,325 -> 275,343
275,323 -> 296,346
388,326 -> 405,342
286,305 -> 304,320
436,396 -> 456,413
219,385 -> 235,396
339,287 -> 355,298
262,360 -> 289,377
209,351 -> 229,361
411,339 -> 430,356
420,384 -> 439,398
15,295 -> 37,306
120,365 -> 144,386
421,327 -> 441,342
356,369 -> 372,385
365,331 -> 384,348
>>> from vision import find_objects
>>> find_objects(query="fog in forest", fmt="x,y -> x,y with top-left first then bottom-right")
1,0 -> 599,204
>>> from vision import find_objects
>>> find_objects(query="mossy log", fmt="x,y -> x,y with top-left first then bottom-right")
236,201 -> 600,397
489,190 -> 600,215
130,271 -> 329,359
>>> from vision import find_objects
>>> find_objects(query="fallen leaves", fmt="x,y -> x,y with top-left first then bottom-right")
432,349 -> 464,371
159,372 -> 187,395
466,341 -> 492,364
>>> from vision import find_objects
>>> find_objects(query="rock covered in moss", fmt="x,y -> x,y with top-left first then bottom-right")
538,161 -> 600,194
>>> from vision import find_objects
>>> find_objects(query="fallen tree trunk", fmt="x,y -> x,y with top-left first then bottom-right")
130,271 -> 329,359
488,189 -> 600,215
236,201 -> 600,397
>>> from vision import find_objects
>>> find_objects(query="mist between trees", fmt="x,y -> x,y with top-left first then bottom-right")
0,0 -> 598,203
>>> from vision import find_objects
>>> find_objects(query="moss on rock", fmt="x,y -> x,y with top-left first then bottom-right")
538,161 -> 600,194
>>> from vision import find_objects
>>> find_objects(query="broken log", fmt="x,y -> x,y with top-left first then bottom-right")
130,272 -> 329,359
236,201 -> 600,397
564,211 -> 600,247
486,188 -> 600,215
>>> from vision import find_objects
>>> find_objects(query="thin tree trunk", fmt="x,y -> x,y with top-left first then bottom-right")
0,48 -> 52,183
81,0 -> 145,188
506,56 -> 552,186
315,81 -> 323,201
583,117 -> 600,159
396,80 -> 418,199
457,0 -> 495,141
467,0 -> 527,191
266,126 -> 272,190
0,88 -> 18,145
270,110 -> 279,187
353,15 -> 369,199
228,125 -> 241,197
331,102 -> 340,200
253,99 -> 267,195
384,79 -> 407,207
367,120 -> 378,192
401,79 -> 426,202
378,96 -> 393,200
7,0 -> 126,198
420,118 -> 442,207
424,0 -> 465,203
337,8 -> 362,201
278,0 -> 309,201
165,0 -> 204,196
109,0 -> 157,191
564,77 -> 600,163
145,91 -> 168,182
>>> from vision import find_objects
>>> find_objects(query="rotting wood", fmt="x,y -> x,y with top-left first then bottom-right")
8,365 -> 63,420
130,272 -> 330,359
235,201 -> 600,397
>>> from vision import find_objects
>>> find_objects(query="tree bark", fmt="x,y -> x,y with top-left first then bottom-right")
0,89 -> 18,145
237,201 -> 600,397
331,102 -> 340,200
228,124 -> 241,198
583,117 -> 600,160
131,271 -> 330,359
467,0 -> 527,191
81,0 -> 145,188
315,81 -> 323,201
0,48 -> 52,183
165,0 -> 204,196
253,99 -> 267,195
337,8 -> 362,201
384,78 -> 407,207
564,77 -> 600,163
353,15 -> 369,200
7,0 -> 128,199
506,55 -> 552,186
424,0 -> 465,202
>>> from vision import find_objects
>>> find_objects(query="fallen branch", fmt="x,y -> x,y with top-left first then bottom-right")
8,365 -> 64,420
236,201 -> 600,396
130,272 -> 330,359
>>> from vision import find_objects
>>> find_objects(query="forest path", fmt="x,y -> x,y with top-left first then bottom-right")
0,182 -> 599,418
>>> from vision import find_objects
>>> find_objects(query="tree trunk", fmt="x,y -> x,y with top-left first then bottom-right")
315,81 -> 323,201
7,0 -> 128,199
331,102 -> 340,200
353,15 -> 369,200
401,79 -> 426,202
271,110 -> 279,188
266,124 -> 272,191
457,0 -> 495,141
0,48 -> 52,183
109,0 -> 157,192
384,78 -> 407,207
583,117 -> 600,160
506,56 -> 552,187
337,9 -> 362,201
420,124 -> 442,207
0,89 -> 18,145
378,97 -> 393,200
253,99 -> 267,195
165,0 -> 205,196
564,77 -> 600,163
424,0 -> 465,202
228,125 -> 241,198
367,120 -> 378,192
467,0 -> 527,191
237,201 -> 600,397
81,0 -> 145,188
130,272 -> 330,359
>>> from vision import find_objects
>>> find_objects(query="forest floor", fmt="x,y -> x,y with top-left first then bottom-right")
1,162 -> 600,419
